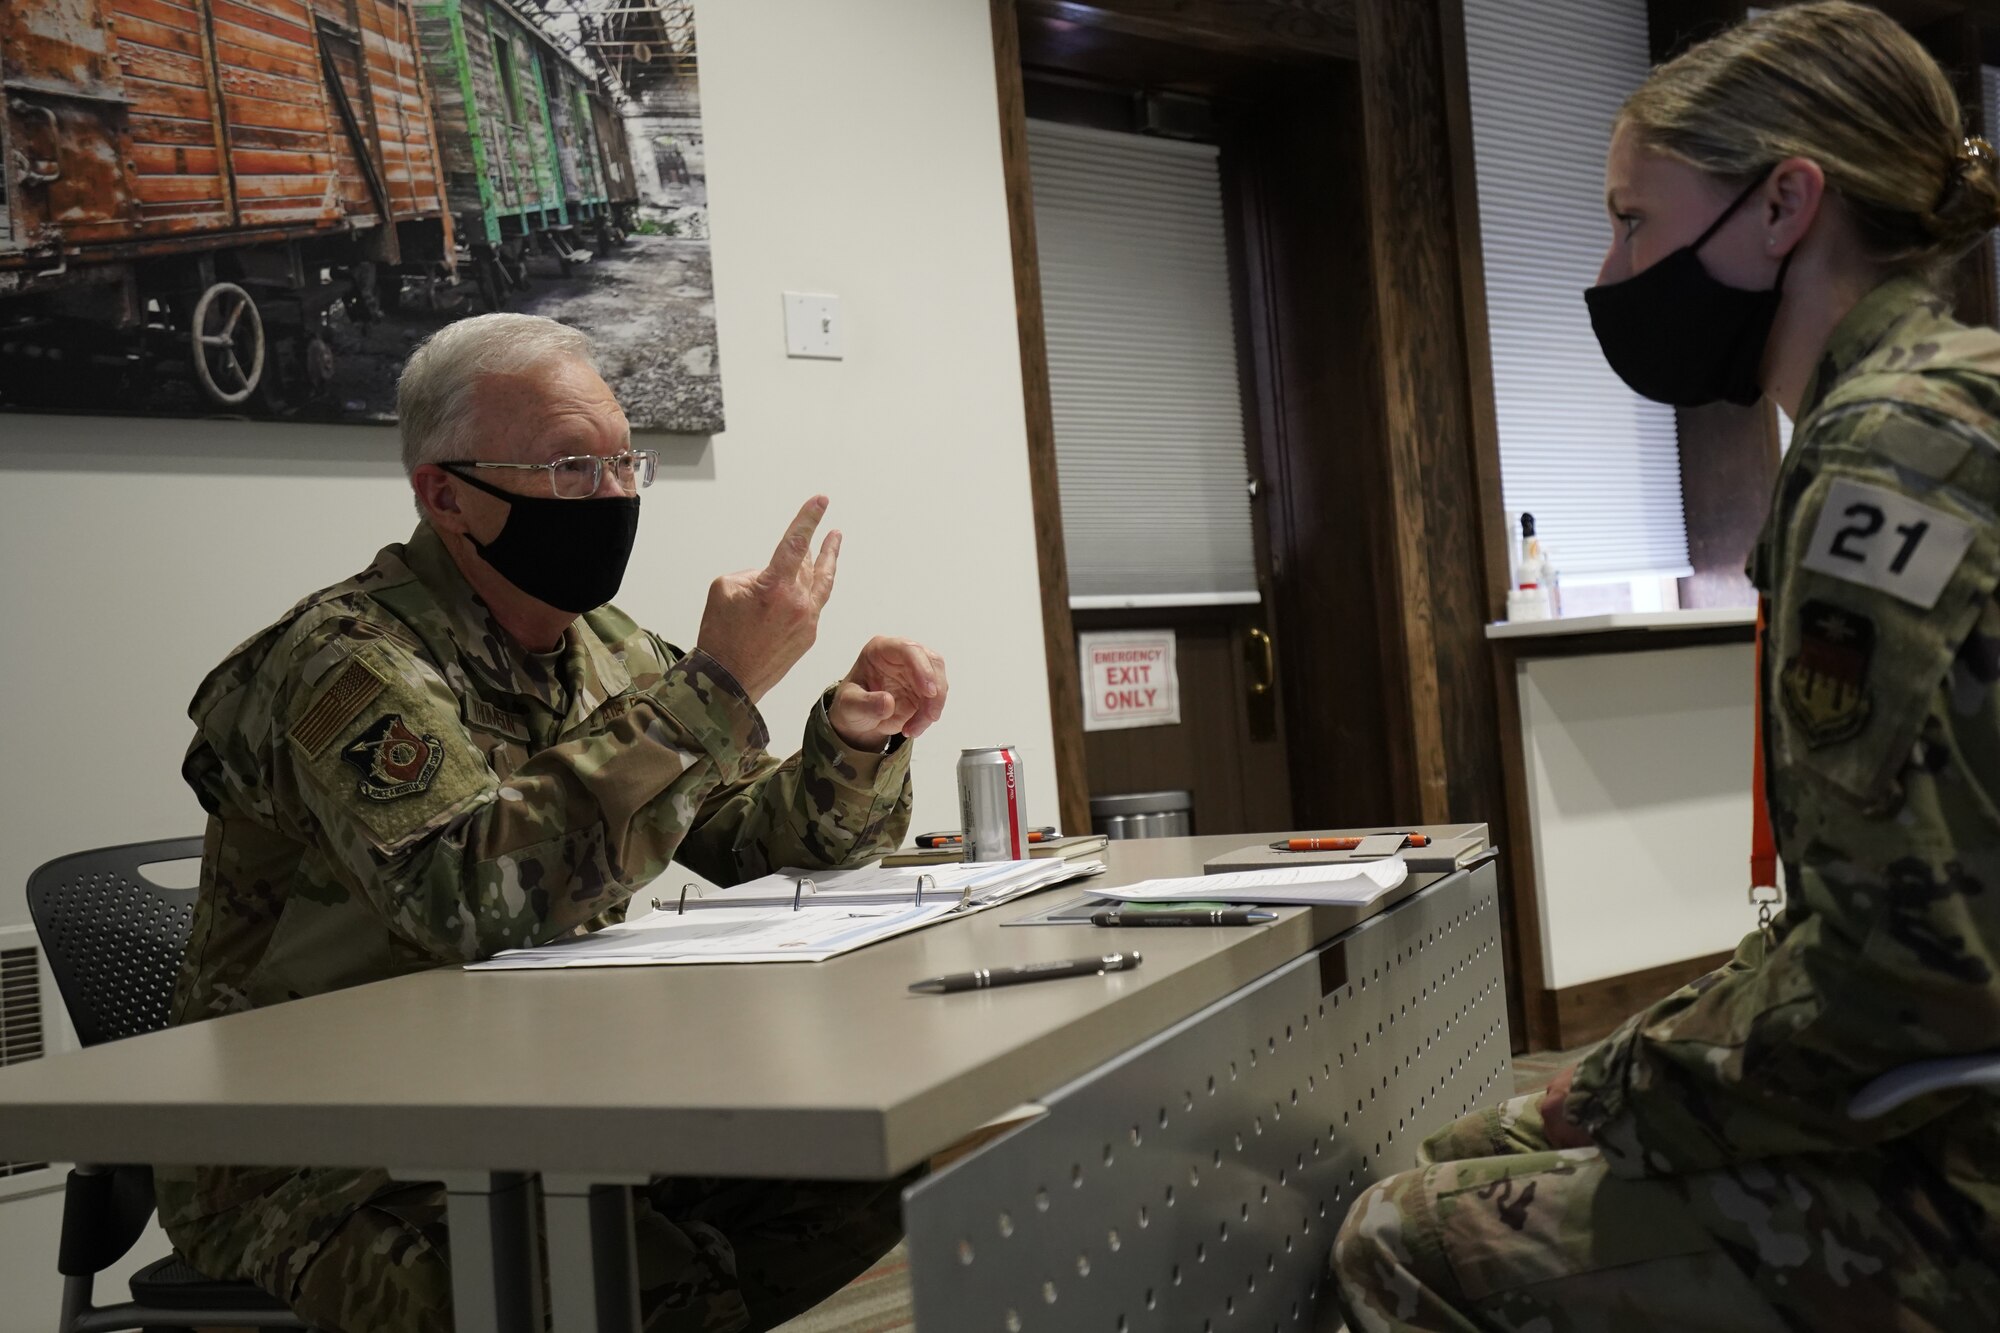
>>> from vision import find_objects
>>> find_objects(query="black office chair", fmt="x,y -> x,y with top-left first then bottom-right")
27,837 -> 309,1332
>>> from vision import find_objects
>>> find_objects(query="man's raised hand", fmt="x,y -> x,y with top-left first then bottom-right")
695,495 -> 841,702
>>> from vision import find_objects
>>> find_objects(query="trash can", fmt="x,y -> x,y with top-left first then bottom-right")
1090,790 -> 1194,840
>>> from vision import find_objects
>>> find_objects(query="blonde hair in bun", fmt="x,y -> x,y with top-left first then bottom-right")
1620,1 -> 2000,281
1930,134 -> 2000,256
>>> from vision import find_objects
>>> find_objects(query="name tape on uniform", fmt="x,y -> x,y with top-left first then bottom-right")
1799,477 -> 1974,610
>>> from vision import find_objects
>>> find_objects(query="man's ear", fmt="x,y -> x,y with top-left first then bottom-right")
411,465 -> 466,533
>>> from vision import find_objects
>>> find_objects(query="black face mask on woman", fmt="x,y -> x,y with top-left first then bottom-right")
1585,168 -> 1791,408
442,465 -> 640,614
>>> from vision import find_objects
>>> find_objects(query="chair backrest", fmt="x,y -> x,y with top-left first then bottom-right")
26,837 -> 204,1048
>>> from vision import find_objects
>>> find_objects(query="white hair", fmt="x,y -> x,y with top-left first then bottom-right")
396,313 -> 598,475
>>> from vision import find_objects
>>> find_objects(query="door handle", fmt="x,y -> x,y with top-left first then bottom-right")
1246,626 -> 1275,698
9,99 -> 61,184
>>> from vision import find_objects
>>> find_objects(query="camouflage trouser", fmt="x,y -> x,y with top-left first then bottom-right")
166,1166 -> 908,1333
1329,1091 -> 1996,1332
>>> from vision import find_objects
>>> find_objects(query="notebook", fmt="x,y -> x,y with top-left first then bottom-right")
881,833 -> 1110,868
1201,832 -> 1489,876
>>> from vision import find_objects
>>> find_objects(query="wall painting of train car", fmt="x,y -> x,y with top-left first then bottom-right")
0,0 -> 719,431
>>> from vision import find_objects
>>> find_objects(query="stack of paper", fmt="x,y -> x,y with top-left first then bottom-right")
1096,860 -> 1408,907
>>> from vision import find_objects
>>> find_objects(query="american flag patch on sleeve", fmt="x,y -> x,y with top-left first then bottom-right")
289,656 -> 388,756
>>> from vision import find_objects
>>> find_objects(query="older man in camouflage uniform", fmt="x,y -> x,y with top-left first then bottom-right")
1332,276 -> 2000,1330
157,313 -> 948,1332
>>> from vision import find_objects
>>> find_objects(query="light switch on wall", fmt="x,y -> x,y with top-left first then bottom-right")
783,292 -> 843,360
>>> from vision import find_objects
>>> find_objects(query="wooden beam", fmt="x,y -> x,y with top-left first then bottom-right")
1354,0 -> 1519,1033
1355,0 -> 1495,825
1355,0 -> 1446,822
990,0 -> 1096,839
1437,0 -> 1511,622
1025,0 -> 1358,62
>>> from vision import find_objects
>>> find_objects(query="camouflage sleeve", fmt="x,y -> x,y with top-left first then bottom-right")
672,685 -> 915,884
270,628 -> 772,963
1568,403 -> 2000,1176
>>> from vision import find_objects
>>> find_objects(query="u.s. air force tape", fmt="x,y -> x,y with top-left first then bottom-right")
1799,477 -> 1976,610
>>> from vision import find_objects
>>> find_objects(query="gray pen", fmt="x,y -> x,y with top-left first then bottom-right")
910,952 -> 1143,994
1090,908 -> 1277,927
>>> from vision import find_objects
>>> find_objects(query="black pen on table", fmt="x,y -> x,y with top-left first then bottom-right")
909,952 -> 1143,994
1090,908 -> 1277,928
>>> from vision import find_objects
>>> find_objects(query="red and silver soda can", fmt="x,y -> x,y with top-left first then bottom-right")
958,746 -> 1026,861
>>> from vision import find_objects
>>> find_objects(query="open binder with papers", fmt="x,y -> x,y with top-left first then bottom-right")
671,858 -> 1098,911
467,858 -> 1105,970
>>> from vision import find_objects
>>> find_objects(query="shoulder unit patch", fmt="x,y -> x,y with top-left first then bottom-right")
1781,599 -> 1876,747
340,714 -> 444,801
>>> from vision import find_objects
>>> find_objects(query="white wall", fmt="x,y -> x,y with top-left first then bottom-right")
0,1183 -> 164,1332
0,0 -> 1049,1317
1520,643 -> 1757,989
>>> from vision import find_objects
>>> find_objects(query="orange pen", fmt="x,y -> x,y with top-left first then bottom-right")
1271,834 -> 1429,852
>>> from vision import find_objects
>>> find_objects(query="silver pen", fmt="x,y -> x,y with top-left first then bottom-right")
909,952 -> 1143,995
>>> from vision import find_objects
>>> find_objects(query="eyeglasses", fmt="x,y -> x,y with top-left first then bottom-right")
442,450 -> 658,499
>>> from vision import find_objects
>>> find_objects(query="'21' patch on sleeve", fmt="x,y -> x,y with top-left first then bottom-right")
1799,478 -> 1976,610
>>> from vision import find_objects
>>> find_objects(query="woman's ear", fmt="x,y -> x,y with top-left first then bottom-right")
1767,155 -> 1826,256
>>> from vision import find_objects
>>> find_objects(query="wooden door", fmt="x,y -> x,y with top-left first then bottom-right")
1078,605 -> 1293,835
1017,86 -> 1298,837
995,0 -> 1528,1035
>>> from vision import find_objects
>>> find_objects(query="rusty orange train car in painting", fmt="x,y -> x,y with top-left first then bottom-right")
0,0 -> 455,407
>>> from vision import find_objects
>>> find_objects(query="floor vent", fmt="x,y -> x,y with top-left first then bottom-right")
1,943 -> 51,1179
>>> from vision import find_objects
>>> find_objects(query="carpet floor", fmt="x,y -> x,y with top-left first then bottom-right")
770,1044 -> 1593,1333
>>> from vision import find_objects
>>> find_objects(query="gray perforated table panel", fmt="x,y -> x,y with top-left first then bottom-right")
904,862 -> 1510,1333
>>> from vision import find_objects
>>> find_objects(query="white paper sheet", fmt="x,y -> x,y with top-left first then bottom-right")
1094,859 -> 1408,907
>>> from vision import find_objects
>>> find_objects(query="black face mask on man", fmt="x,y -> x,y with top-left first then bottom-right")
1585,167 -> 1791,408
442,464 -> 639,614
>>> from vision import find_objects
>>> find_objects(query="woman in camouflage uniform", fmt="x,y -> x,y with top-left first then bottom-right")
1333,4 -> 2000,1330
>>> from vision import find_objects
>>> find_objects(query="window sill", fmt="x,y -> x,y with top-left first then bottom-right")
1484,607 -> 1755,641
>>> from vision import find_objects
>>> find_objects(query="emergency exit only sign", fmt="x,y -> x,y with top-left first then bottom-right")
1079,630 -> 1182,732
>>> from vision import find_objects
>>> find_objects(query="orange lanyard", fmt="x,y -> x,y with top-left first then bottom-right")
1751,598 -> 1781,935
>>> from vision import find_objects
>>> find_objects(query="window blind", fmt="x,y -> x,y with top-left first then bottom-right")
1025,119 -> 1259,608
1464,0 -> 1692,581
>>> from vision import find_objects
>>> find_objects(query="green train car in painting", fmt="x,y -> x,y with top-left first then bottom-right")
415,0 -> 640,310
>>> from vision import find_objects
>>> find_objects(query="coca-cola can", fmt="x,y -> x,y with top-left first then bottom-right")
958,746 -> 1026,861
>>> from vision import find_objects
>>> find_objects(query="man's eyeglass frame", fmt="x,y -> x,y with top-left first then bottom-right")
440,450 -> 659,499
